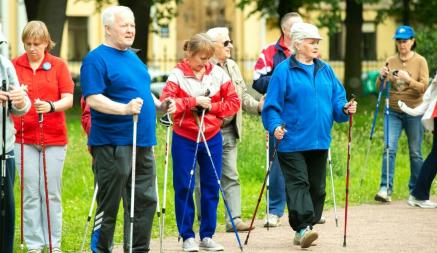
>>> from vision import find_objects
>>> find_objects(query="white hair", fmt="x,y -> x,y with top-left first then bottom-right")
206,27 -> 229,41
102,6 -> 134,27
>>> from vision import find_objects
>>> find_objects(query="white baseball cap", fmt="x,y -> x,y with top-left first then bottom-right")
291,22 -> 322,40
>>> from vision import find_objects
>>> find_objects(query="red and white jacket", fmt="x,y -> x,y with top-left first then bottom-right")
160,59 -> 240,141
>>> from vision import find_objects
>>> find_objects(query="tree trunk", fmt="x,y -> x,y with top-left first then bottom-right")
344,0 -> 363,96
402,0 -> 410,25
24,0 -> 39,21
24,0 -> 68,57
119,0 -> 151,63
277,0 -> 301,20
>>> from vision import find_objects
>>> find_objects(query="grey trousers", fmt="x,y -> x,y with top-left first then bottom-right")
15,144 -> 67,250
90,146 -> 157,253
196,126 -> 242,226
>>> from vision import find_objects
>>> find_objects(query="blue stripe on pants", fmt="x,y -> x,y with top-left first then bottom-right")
172,132 -> 222,240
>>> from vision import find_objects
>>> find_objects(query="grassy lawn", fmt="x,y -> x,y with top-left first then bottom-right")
13,96 -> 434,252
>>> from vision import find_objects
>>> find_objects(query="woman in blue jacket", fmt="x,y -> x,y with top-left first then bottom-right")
262,23 -> 357,249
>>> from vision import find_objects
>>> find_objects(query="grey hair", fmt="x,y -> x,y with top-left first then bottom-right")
102,6 -> 134,27
291,32 -> 304,54
206,27 -> 229,41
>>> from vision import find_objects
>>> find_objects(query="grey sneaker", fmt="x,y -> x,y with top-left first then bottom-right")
374,187 -> 392,202
293,232 -> 302,245
263,213 -> 280,227
408,195 -> 437,208
299,226 -> 318,249
182,238 -> 199,252
199,237 -> 224,251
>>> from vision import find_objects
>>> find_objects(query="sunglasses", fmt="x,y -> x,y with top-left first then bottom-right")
223,40 -> 233,47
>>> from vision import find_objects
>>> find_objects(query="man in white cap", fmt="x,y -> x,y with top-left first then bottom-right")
0,30 -> 31,253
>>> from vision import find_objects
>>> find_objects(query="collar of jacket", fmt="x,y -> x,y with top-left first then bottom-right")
274,35 -> 291,56
176,58 -> 214,78
288,55 -> 325,75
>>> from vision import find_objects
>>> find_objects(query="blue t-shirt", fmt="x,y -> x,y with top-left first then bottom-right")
80,44 -> 156,147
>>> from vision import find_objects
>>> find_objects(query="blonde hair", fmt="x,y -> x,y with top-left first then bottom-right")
22,21 -> 55,52
183,33 -> 215,58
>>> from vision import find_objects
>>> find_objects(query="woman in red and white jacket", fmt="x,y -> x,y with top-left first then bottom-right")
160,33 -> 239,251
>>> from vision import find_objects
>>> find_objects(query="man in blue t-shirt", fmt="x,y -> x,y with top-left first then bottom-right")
80,6 -> 173,253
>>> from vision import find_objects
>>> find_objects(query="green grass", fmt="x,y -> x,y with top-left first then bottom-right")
13,97 -> 434,252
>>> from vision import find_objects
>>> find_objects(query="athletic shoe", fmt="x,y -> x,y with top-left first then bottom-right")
182,238 -> 199,252
263,213 -> 280,227
317,216 -> 326,224
408,195 -> 437,208
52,248 -> 62,253
374,187 -> 392,202
226,220 -> 255,232
199,237 -> 224,251
298,226 -> 318,249
27,250 -> 43,253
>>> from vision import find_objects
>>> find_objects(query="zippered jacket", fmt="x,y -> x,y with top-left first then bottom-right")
160,59 -> 240,142
262,56 -> 349,152
252,36 -> 292,94
0,55 -> 31,152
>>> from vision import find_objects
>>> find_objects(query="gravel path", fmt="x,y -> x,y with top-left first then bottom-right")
113,196 -> 437,253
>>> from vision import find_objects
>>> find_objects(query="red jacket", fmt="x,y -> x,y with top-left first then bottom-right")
12,53 -> 74,145
160,60 -> 240,141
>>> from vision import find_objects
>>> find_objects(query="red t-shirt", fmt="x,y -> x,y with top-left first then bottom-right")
12,53 -> 74,145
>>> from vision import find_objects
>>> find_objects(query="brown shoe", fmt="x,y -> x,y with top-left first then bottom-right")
226,221 -> 255,232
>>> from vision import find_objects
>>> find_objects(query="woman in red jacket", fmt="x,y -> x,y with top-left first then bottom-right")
160,33 -> 240,252
12,21 -> 74,253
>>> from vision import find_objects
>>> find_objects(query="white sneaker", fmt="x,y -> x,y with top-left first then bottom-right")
263,213 -> 280,227
182,238 -> 199,252
374,188 -> 391,202
27,250 -> 43,253
408,195 -> 437,208
52,248 -> 62,253
199,237 -> 224,251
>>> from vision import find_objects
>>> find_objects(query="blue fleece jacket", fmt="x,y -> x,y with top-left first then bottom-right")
261,56 -> 349,152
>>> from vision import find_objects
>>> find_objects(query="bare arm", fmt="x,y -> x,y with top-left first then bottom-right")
85,94 -> 142,115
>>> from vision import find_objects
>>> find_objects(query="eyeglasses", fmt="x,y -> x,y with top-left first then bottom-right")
223,40 -> 233,47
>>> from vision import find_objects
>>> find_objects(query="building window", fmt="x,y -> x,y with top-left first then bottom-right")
329,31 -> 344,61
362,22 -> 376,60
67,16 -> 89,61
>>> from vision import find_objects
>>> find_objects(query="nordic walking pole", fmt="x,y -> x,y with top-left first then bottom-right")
1,79 -> 9,250
79,183 -> 98,252
360,65 -> 388,185
265,131 -> 270,230
155,173 -> 163,253
197,118 -> 244,251
178,90 -> 209,242
343,95 -> 356,247
159,106 -> 172,253
327,149 -> 338,227
384,80 -> 391,200
39,113 -> 53,253
245,125 -> 285,245
20,116 -> 24,250
129,113 -> 139,253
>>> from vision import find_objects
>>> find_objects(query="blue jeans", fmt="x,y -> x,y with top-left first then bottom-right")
379,110 -> 424,193
268,133 -> 286,217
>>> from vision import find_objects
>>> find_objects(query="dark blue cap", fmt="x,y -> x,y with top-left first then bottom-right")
393,25 -> 415,40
